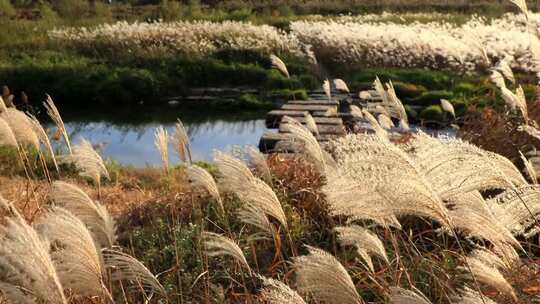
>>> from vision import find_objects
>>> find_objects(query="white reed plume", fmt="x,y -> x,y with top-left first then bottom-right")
60,138 -> 110,187
399,119 -> 410,131
519,151 -> 538,183
1,108 -> 39,149
186,165 -> 223,211
202,231 -> 251,271
385,80 -> 409,123
304,112 -> 319,136
469,248 -> 509,271
0,117 -> 17,148
214,150 -> 256,191
34,207 -> 106,297
293,246 -> 363,304
215,152 -> 287,228
154,126 -> 169,173
325,134 -> 451,226
445,191 -> 520,248
281,116 -> 327,173
270,54 -> 290,78
377,114 -> 395,130
362,110 -> 388,140
461,255 -> 517,301
440,99 -> 455,118
509,0 -> 529,19
27,113 -> 59,172
501,86 -> 528,121
495,59 -> 515,84
518,124 -> 540,141
44,94 -> 71,154
258,275 -> 306,304
0,206 -> 67,304
490,70 -> 506,88
247,146 -> 272,183
334,79 -> 350,93
103,248 -> 167,298
389,286 -> 432,304
0,96 -> 6,113
172,118 -> 192,164
323,79 -> 332,101
451,286 -> 497,304
487,185 -> 540,237
238,203 -> 273,239
335,225 -> 389,272
350,105 -> 363,118
50,181 -> 116,248
406,133 -> 526,199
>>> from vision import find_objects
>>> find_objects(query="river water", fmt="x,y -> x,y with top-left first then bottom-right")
50,106 -> 268,167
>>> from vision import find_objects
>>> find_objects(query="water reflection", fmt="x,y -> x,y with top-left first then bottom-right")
49,106 -> 267,167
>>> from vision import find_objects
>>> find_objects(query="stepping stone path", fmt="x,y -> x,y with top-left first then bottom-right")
259,90 -> 383,153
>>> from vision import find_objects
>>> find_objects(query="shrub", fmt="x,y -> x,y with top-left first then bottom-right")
53,0 -> 90,19
419,104 -> 444,121
406,90 -> 454,106
0,0 -> 16,17
158,0 -> 183,21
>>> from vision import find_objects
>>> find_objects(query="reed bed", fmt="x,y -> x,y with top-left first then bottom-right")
50,12 -> 540,72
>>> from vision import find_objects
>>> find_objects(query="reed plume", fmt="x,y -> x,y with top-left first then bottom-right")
518,124 -> 540,141
103,248 -> 167,298
509,0 -> 529,18
495,58 -> 515,84
258,275 -> 306,304
350,105 -> 363,118
270,54 -> 290,78
451,286 -> 497,304
519,151 -> 537,183
246,146 -> 272,183
34,207 -> 106,298
389,286 -> 432,304
335,225 -> 389,272
281,116 -> 327,173
50,181 -> 116,248
488,185 -> 540,237
406,133 -> 526,199
326,134 -> 451,226
172,119 -> 192,164
202,231 -> 251,271
323,79 -> 331,101
440,99 -> 455,118
0,117 -> 17,148
490,70 -> 506,88
27,113 -> 59,172
377,114 -> 395,130
60,138 -> 110,187
334,79 -> 350,93
154,126 -> 169,173
293,246 -> 363,304
238,203 -> 273,239
214,151 -> 288,228
461,255 -> 517,301
186,165 -> 223,211
0,96 -> 6,113
304,112 -> 319,136
445,191 -> 519,248
1,108 -> 39,149
44,94 -> 71,154
362,110 -> 388,139
501,85 -> 528,121
0,204 -> 67,304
